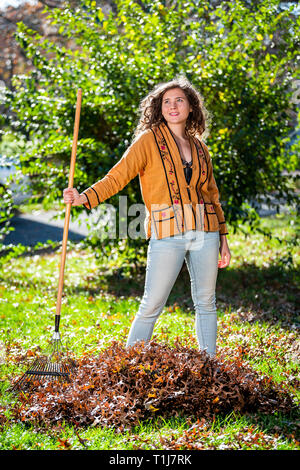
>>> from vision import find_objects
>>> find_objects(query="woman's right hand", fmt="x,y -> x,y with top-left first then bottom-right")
63,188 -> 87,206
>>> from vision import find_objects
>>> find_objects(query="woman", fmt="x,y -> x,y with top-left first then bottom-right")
63,77 -> 231,357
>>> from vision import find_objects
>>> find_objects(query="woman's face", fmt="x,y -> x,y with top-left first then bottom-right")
161,87 -> 192,126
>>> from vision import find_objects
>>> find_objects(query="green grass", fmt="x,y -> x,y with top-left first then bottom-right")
0,210 -> 299,450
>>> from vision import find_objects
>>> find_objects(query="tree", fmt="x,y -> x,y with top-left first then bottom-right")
0,0 -> 299,261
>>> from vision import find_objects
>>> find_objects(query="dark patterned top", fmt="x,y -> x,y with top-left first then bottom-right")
182,159 -> 193,185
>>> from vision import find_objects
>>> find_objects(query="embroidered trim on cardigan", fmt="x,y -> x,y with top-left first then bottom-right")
165,124 -> 198,229
158,125 -> 183,207
192,138 -> 211,230
193,137 -> 202,201
195,138 -> 208,187
151,126 -> 185,233
151,129 -> 173,204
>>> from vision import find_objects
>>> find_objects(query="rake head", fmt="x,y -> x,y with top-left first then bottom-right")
12,332 -> 77,391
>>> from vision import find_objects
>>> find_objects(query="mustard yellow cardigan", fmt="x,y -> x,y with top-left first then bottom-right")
82,122 -> 229,239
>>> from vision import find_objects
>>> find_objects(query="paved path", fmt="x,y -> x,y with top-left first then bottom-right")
2,210 -> 90,246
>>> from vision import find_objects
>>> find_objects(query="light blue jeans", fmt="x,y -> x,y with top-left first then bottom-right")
126,229 -> 220,356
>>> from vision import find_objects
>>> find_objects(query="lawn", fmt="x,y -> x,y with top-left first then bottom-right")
0,209 -> 299,450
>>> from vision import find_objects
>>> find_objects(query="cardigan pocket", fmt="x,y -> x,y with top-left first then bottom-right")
207,212 -> 219,231
203,202 -> 218,231
151,204 -> 180,239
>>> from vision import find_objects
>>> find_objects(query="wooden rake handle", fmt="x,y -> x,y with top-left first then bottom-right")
55,88 -> 82,332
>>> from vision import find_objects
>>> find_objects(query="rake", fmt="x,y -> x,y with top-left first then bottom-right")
12,89 -> 82,391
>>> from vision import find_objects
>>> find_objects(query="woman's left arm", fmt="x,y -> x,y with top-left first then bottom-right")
203,143 -> 231,268
219,234 -> 231,268
203,143 -> 229,237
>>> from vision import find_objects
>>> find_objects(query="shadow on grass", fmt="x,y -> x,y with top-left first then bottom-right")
69,261 -> 298,330
140,408 -> 299,450
147,408 -> 300,449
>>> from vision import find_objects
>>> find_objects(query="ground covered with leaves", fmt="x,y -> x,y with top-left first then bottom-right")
0,211 -> 299,449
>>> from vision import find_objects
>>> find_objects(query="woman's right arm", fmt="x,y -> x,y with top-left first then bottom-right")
63,132 -> 148,209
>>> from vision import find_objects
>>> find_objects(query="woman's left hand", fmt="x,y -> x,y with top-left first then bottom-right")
218,235 -> 231,268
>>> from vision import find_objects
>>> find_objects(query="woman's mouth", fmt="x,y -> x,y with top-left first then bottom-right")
169,112 -> 179,116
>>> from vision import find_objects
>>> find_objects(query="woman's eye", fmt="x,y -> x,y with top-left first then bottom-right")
164,99 -> 183,104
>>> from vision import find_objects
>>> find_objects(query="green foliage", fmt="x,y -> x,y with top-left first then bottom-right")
0,0 -> 299,258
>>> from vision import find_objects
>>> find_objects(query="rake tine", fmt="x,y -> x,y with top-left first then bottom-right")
12,339 -> 77,391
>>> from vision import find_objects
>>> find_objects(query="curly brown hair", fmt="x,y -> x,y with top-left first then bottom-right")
133,75 -> 212,142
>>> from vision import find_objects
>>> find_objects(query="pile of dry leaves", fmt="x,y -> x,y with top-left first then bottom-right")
11,340 -> 296,430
